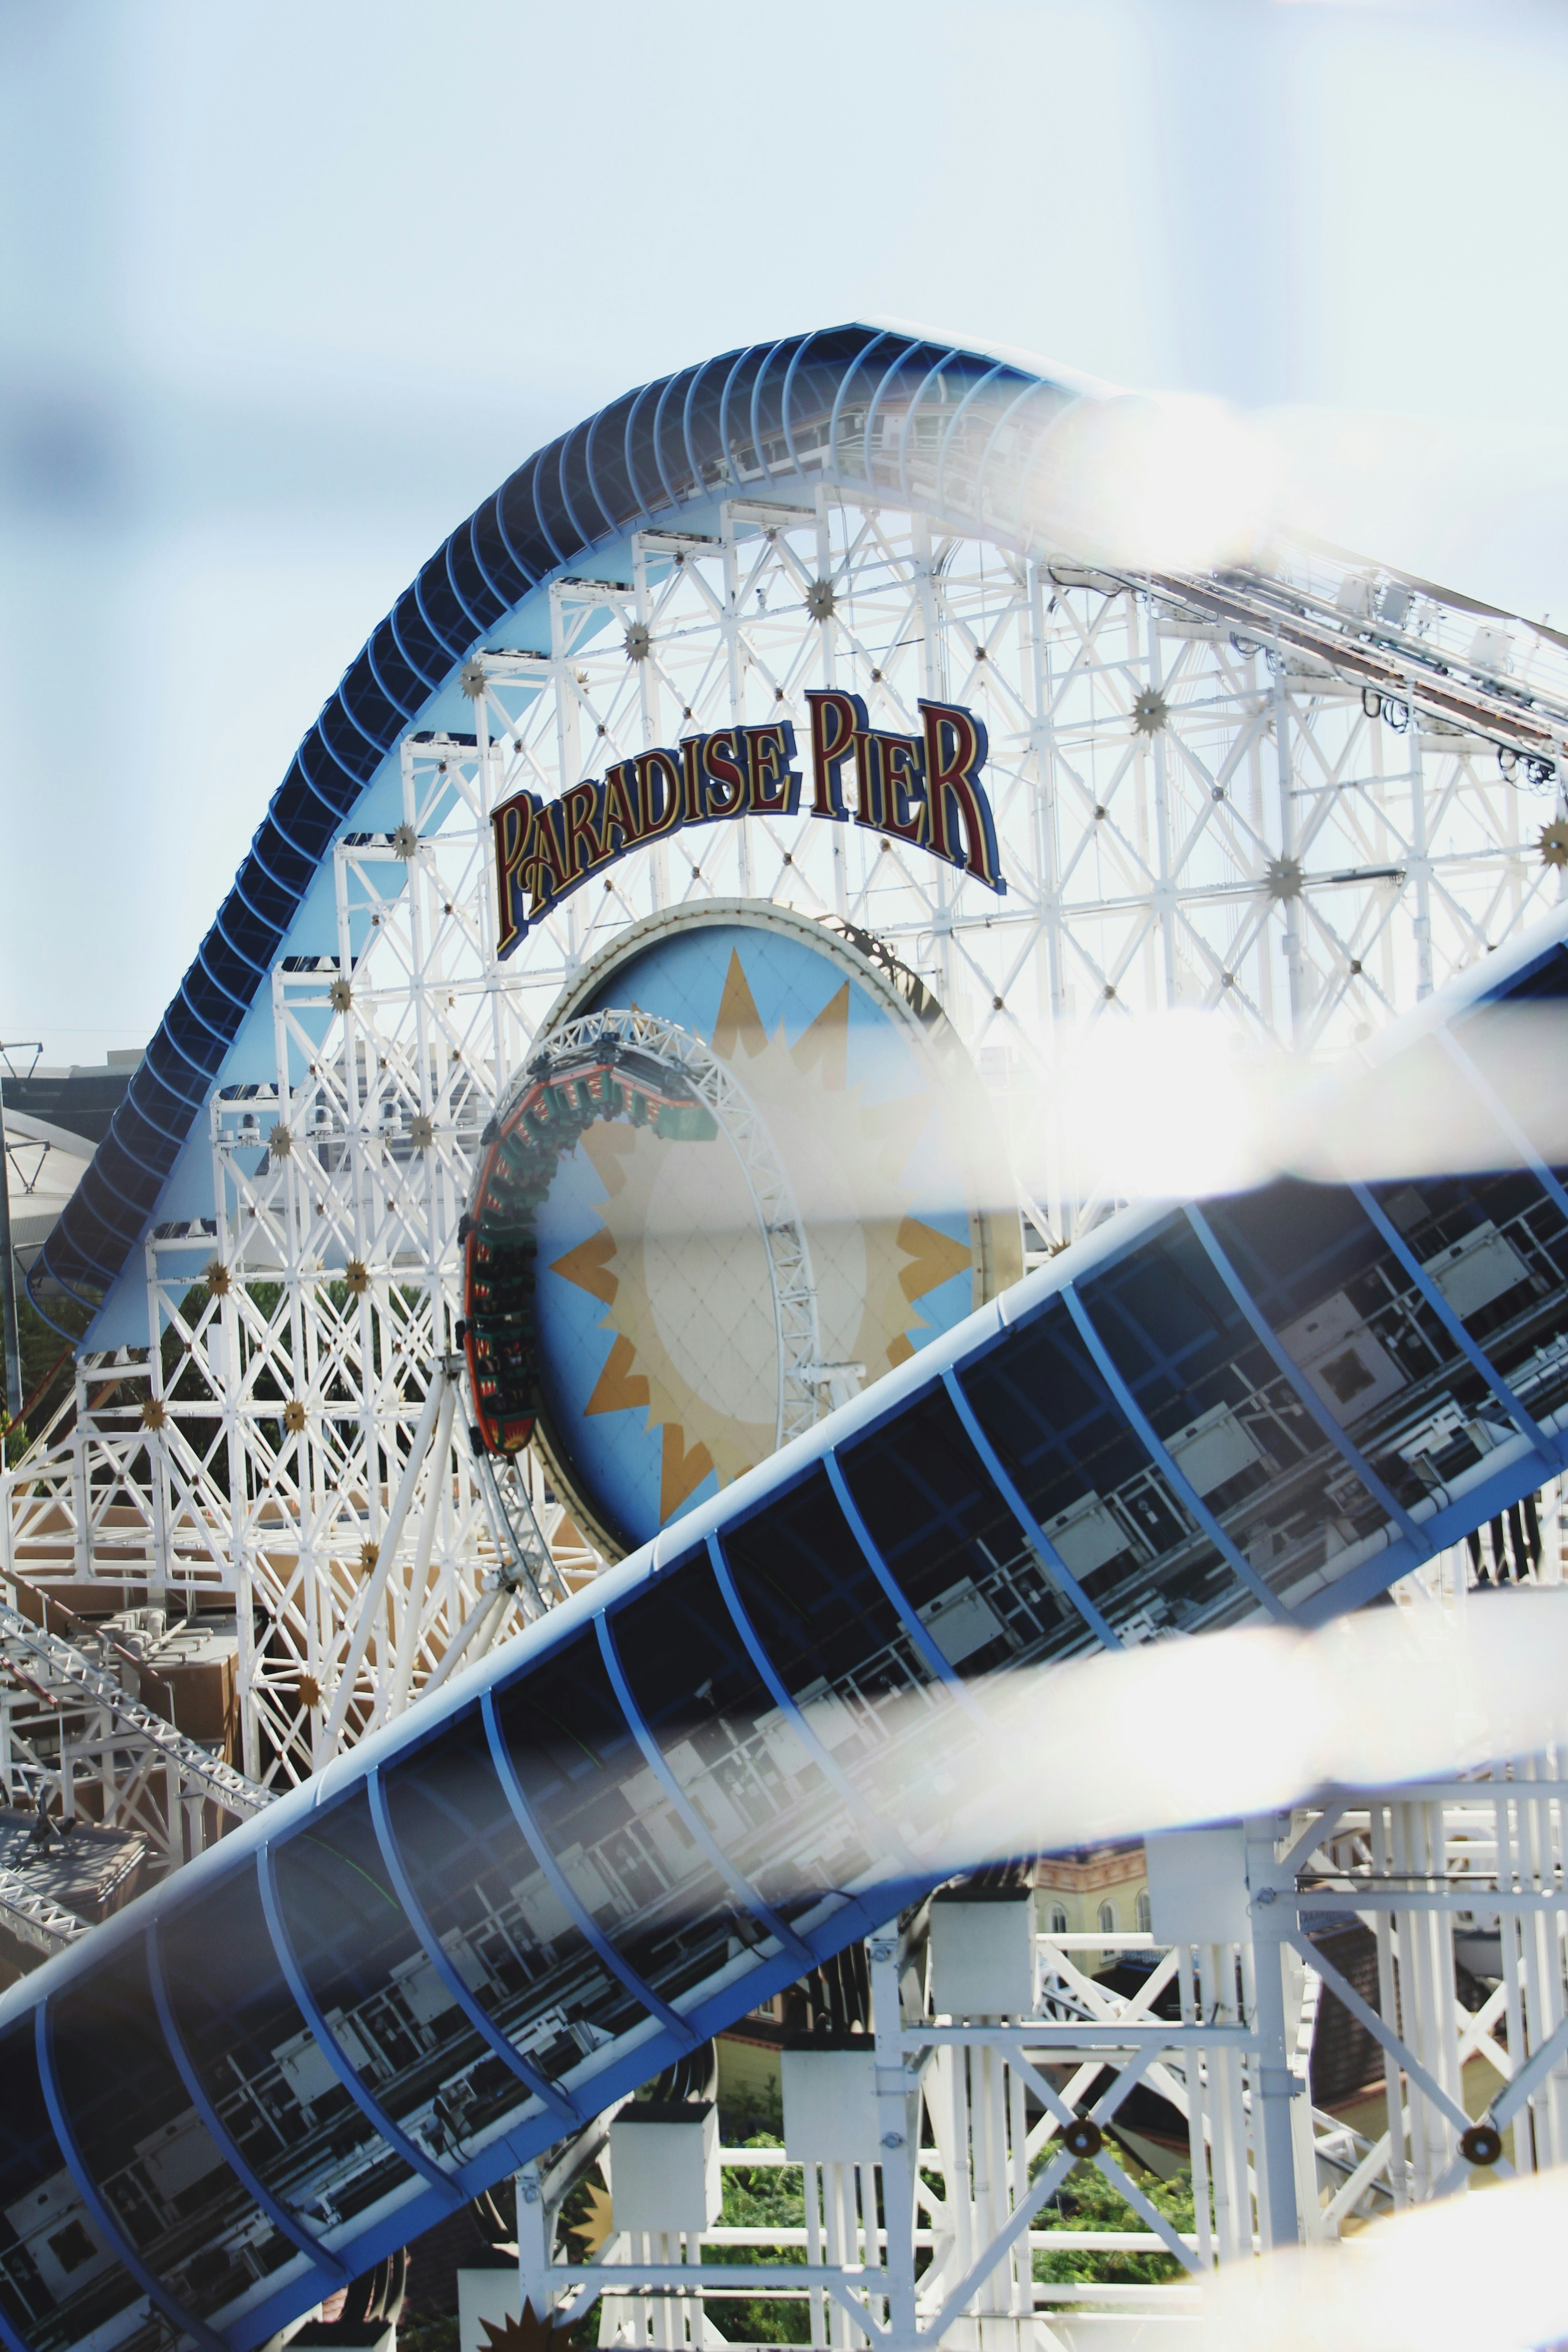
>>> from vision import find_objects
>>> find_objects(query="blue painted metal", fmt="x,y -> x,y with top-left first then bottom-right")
595,1612 -> 814,1970
34,2003 -> 229,2352
1060,1281 -> 1294,1624
365,1767 -> 581,2127
145,1925 -> 349,2287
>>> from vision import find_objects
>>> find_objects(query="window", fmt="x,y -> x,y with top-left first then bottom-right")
1098,1901 -> 1116,1935
1136,1889 -> 1152,1934
1049,1904 -> 1069,1936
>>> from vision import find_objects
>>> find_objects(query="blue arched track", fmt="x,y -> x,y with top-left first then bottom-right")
34,326 -> 1087,1315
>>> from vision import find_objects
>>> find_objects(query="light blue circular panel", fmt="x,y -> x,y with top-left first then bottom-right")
532,913 -> 1000,1553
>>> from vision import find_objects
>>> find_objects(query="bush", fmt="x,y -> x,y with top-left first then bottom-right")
1033,2156 -> 1195,2285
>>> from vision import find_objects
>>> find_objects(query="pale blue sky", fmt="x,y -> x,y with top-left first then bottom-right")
5,0 -> 1568,1062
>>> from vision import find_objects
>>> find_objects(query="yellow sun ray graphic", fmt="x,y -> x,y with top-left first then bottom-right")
552,949 -> 978,1525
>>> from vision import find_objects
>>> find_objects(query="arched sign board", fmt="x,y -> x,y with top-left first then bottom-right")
464,903 -> 1022,1558
491,694 -> 1003,954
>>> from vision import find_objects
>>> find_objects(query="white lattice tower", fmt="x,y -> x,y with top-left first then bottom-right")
5,493 -> 1566,1783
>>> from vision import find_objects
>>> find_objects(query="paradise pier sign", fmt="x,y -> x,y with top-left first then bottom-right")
491,693 -> 1004,955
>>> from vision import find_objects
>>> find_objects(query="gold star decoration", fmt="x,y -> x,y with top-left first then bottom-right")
564,2180 -> 615,2260
140,1398 -> 167,1431
344,1259 -> 371,1297
296,1673 -> 322,1711
203,1260 -> 231,1298
477,2301 -> 571,2352
1539,819 -> 1568,869
283,1399 -> 308,1433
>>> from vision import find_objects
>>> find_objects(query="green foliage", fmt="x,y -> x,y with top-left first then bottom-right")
1033,2156 -> 1195,2285
705,2132 -> 810,2345
398,2318 -> 460,2352
3,1287 -> 90,1465
720,2081 -> 784,2144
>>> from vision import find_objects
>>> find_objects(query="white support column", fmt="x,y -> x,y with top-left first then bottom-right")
1244,1817 -> 1304,2252
869,1928 -> 918,2349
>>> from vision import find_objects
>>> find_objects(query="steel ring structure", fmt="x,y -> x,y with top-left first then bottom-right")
464,1005 -> 822,1475
7,319 -> 1568,2349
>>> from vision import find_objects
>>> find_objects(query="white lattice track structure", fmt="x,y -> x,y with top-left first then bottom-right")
5,496 -> 1568,1788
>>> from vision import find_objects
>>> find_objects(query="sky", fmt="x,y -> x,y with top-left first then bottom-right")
5,0 -> 1568,1067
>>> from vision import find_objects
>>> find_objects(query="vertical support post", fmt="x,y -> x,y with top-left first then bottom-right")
869,1927 -> 917,2350
1245,1817 -> 1302,2253
1407,678 -> 1434,999
0,1063 -> 20,1423
1269,657 -> 1305,1045
516,2160 -> 552,2323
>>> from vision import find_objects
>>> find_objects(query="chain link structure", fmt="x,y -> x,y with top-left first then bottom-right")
5,493 -> 1568,1787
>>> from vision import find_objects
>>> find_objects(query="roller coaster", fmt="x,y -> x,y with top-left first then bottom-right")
6,326 -> 1568,2352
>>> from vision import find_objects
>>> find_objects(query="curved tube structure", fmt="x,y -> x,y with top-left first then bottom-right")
6,907 -> 1568,2352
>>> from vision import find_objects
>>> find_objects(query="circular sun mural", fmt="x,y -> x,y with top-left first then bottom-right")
505,903 -> 1020,1555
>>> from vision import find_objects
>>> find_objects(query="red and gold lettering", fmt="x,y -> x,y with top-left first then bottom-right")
805,689 -> 865,821
600,760 -> 641,856
700,728 -> 746,818
741,722 -> 800,818
681,735 -> 705,824
559,778 -> 605,883
920,699 -> 1004,890
865,734 -> 926,843
635,748 -> 684,839
491,790 -> 538,959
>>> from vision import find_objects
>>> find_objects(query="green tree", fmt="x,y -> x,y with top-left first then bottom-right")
1033,2156 -> 1196,2285
704,2133 -> 811,2345
3,1287 -> 90,1465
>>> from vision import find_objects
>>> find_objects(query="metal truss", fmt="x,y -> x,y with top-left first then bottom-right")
6,492 -> 1567,1784
0,1864 -> 88,1958
0,1590 -> 269,1888
502,1743 -> 1568,2350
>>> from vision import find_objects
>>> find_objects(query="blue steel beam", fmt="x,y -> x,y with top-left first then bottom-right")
5,915 -> 1568,2352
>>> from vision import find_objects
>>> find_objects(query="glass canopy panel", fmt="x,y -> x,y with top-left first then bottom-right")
0,2013 -> 157,2352
50,1938 -> 300,2325
157,1869 -> 416,2238
611,1550 -> 877,1924
721,1463 -> 968,1852
490,1626 -> 752,2006
380,1702 -> 648,2082
1075,1220 -> 1382,1613
836,1384 -> 1088,1663
271,1787 -> 522,2166
952,1297 -> 1223,1637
